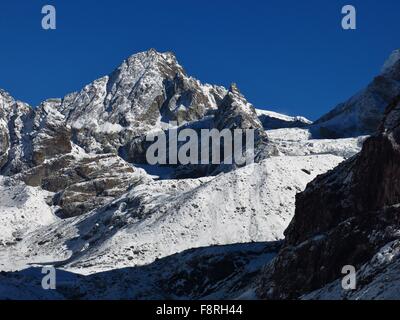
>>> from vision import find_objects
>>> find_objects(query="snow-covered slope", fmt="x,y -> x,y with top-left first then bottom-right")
0,154 -> 343,274
266,128 -> 366,158
256,109 -> 312,130
0,177 -> 57,245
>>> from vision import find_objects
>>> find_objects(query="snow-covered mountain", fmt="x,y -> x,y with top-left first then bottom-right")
0,153 -> 345,275
0,48 -> 394,300
310,49 -> 400,138
1,50 -> 227,172
0,49 -> 339,219
0,177 -> 56,245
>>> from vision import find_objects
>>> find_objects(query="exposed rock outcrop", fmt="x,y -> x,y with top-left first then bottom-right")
214,83 -> 264,132
20,152 -> 149,218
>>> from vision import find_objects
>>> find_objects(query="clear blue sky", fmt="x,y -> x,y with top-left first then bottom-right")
0,0 -> 398,120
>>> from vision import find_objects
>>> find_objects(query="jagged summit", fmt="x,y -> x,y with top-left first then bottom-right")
215,83 -> 263,131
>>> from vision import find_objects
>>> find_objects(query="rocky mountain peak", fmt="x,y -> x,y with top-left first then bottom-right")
47,49 -> 228,156
0,50 -> 256,216
214,83 -> 264,131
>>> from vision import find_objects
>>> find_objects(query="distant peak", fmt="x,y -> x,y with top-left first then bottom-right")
381,49 -> 400,74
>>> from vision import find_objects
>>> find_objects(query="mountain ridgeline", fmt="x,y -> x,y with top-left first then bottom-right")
0,50 -> 266,217
1,49 -> 400,300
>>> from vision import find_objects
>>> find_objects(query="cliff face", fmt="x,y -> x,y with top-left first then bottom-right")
258,95 -> 400,299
